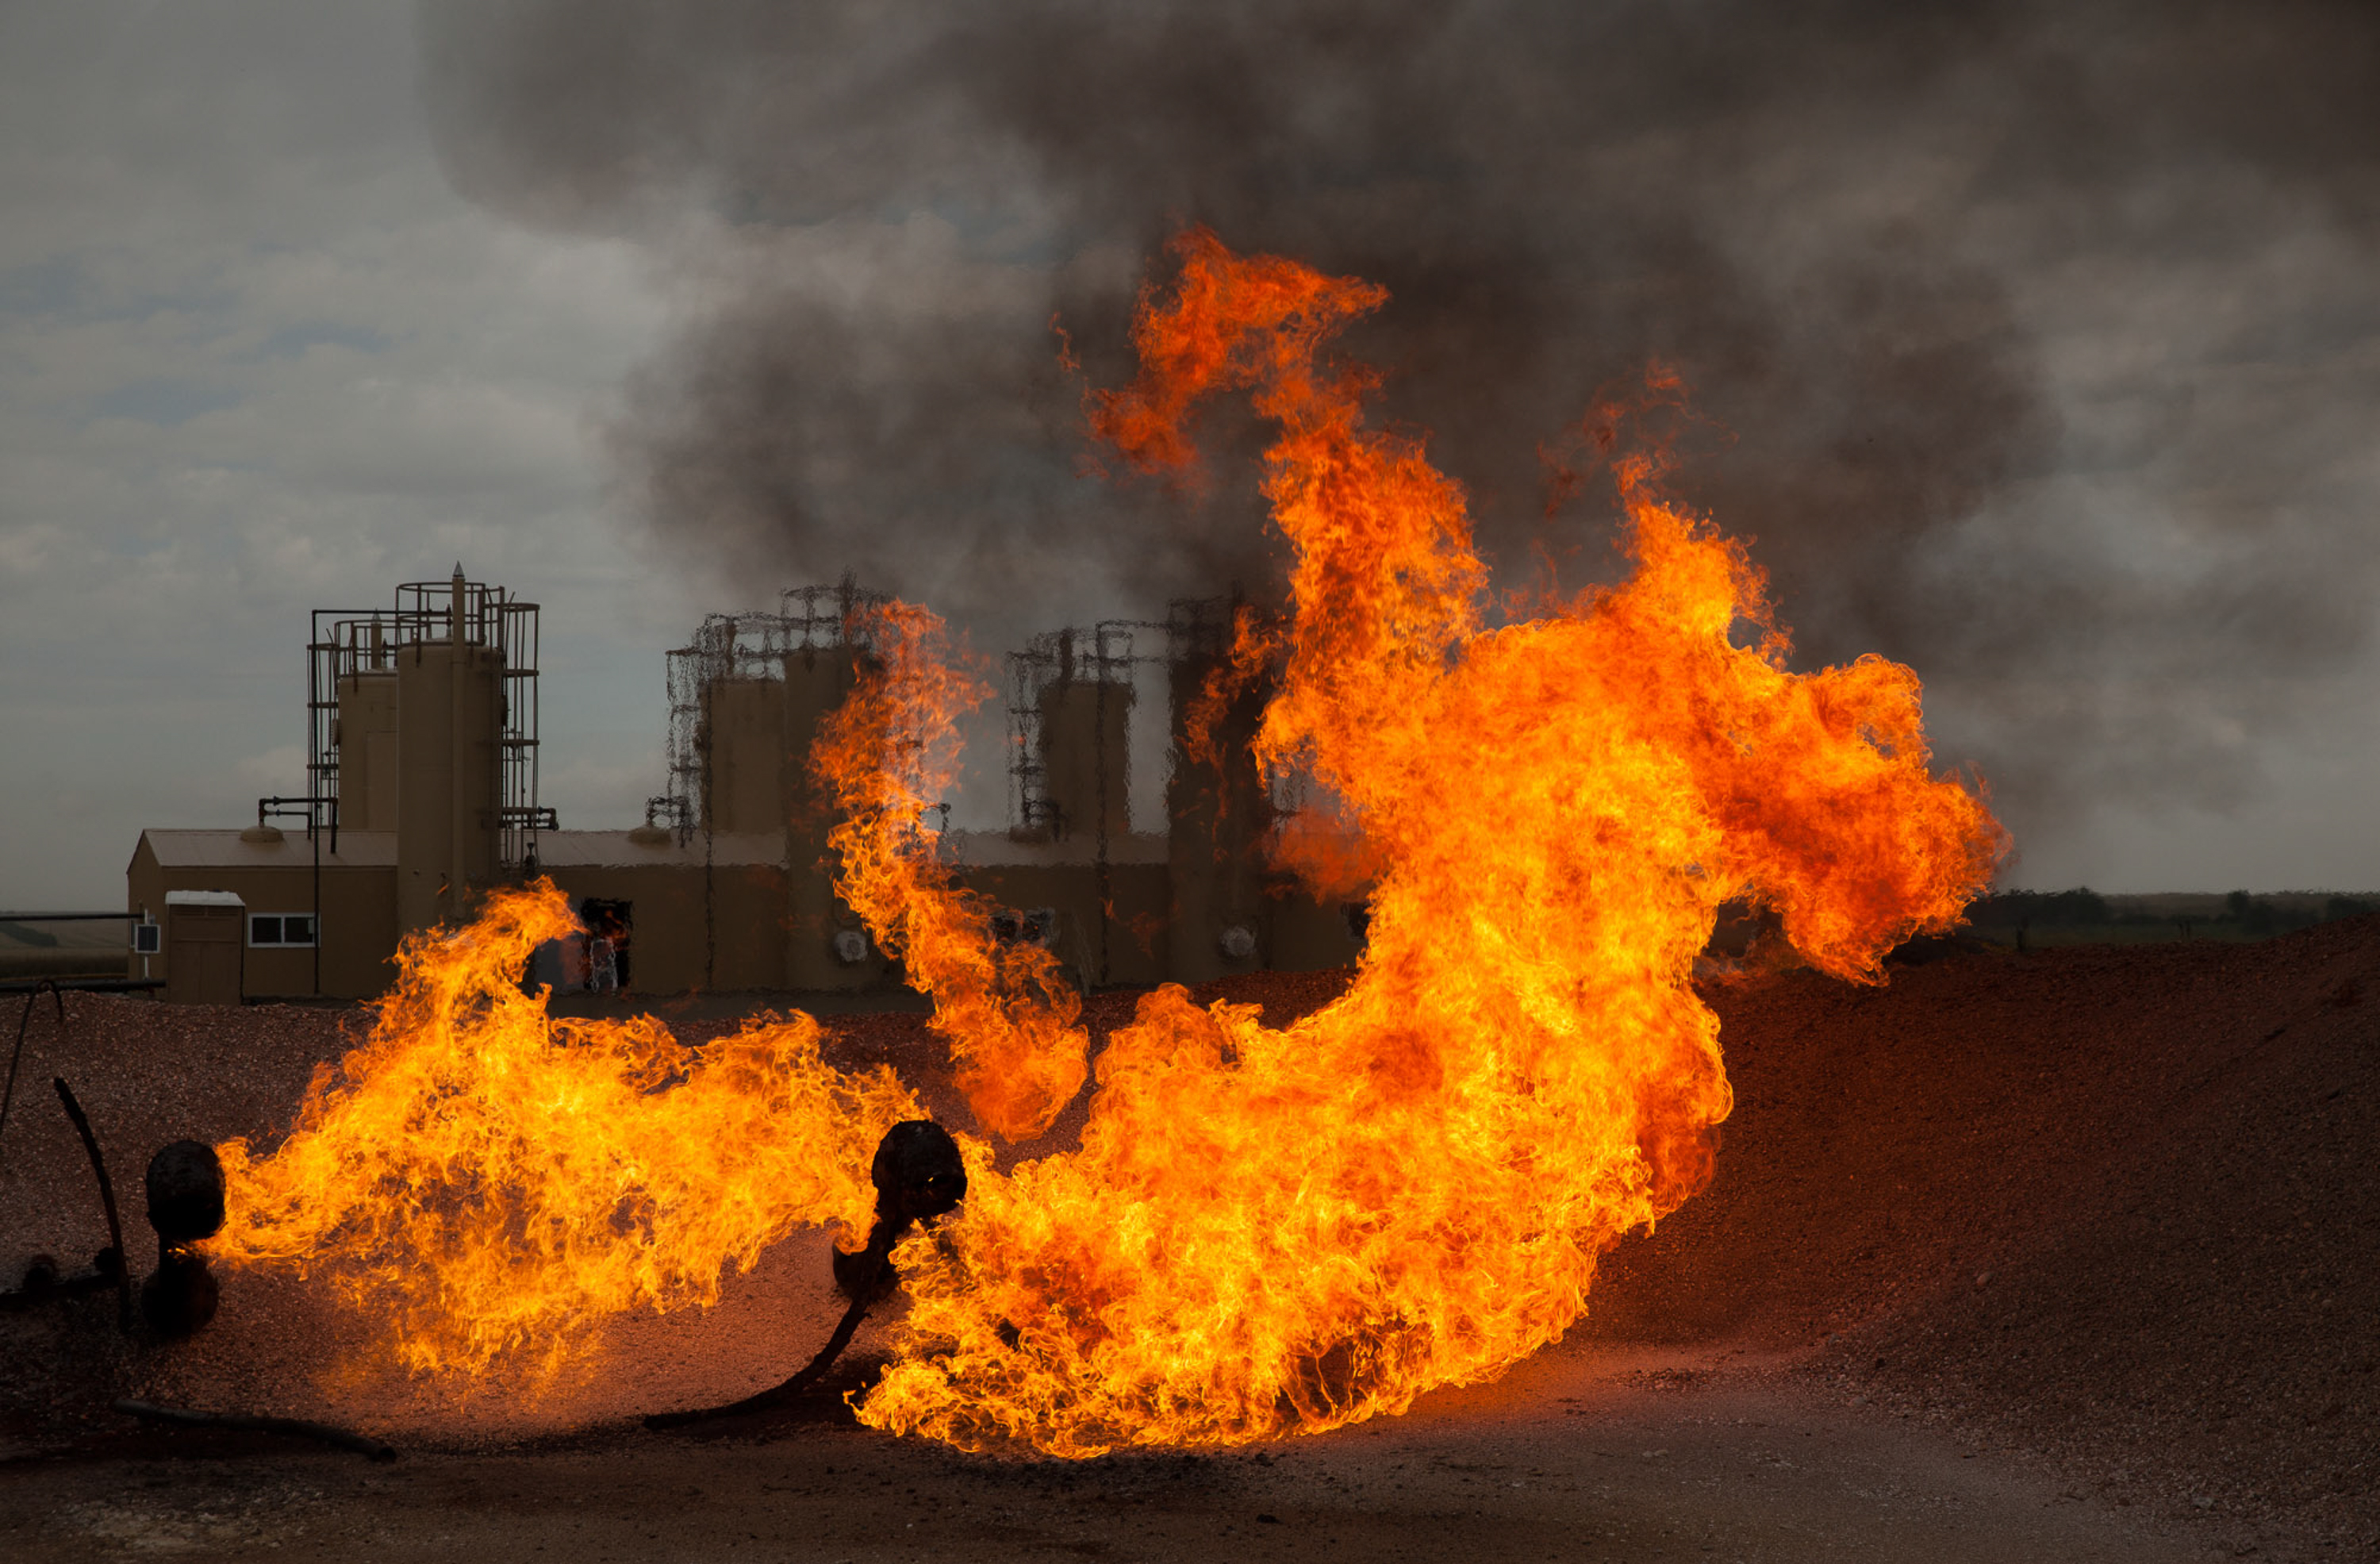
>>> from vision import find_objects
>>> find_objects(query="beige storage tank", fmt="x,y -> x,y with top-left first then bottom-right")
1037,674 -> 1134,843
697,675 -> 789,835
394,639 -> 505,933
783,642 -> 873,990
663,595 -> 885,993
333,667 -> 401,832
304,569 -> 540,947
1165,634 -> 1274,984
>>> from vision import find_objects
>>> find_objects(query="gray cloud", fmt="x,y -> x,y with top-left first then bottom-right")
414,0 -> 2380,877
6,2 -> 2375,908
0,5 -> 683,906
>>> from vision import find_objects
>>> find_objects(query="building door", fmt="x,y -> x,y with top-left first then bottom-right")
165,901 -> 244,1005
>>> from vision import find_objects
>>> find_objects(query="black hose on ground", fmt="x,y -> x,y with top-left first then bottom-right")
0,979 -> 64,1170
113,1398 -> 397,1462
643,1119 -> 965,1431
643,1247 -> 892,1429
52,1075 -> 133,1335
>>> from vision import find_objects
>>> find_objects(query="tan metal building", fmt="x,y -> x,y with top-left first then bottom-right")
127,577 -> 1362,1002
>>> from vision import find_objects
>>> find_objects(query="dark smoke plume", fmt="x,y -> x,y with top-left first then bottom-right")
416,0 -> 2380,865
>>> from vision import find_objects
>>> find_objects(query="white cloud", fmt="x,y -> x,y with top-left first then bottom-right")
236,744 -> 309,792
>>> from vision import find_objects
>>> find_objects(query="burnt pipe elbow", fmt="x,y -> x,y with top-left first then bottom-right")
834,1120 -> 965,1305
141,1139 -> 225,1339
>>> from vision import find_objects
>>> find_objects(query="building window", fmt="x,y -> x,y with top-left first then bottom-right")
249,913 -> 317,948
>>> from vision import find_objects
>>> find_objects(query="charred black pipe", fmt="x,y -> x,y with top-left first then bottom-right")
0,1247 -> 124,1313
645,1119 -> 965,1431
0,1105 -> 227,1336
140,1140 -> 225,1338
52,1076 -> 134,1335
0,978 -> 164,995
113,1398 -> 396,1462
831,1119 -> 967,1301
0,979 -> 64,1166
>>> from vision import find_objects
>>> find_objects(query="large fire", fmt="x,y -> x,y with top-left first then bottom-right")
208,232 -> 2002,1454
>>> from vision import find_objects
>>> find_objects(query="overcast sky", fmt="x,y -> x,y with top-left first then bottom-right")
4,2 -> 2378,909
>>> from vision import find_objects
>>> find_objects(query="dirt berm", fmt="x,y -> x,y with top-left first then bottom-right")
0,917 -> 2370,1561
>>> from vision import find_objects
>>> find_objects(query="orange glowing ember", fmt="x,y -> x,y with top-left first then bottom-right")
207,231 -> 2002,1452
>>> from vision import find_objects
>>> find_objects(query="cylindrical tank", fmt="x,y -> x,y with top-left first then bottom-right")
395,637 -> 504,934
1165,648 -> 1273,982
784,643 -> 875,990
333,670 -> 401,832
1037,675 -> 1134,842
697,675 -> 789,835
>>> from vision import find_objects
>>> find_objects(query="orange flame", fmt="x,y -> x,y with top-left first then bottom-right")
209,886 -> 919,1381
811,601 -> 1089,1143
854,231 -> 2002,1453
207,232 -> 2001,1454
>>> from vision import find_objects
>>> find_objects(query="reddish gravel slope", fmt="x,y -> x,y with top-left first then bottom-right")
1588,918 -> 2380,1554
0,919 -> 2371,1556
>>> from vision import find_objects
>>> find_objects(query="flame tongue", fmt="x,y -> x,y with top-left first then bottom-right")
853,231 -> 2002,1454
209,887 -> 923,1382
204,231 -> 2000,1454
811,601 -> 1090,1143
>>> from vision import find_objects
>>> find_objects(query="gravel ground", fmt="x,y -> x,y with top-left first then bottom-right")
0,923 -> 2371,1560
1588,917 -> 2380,1559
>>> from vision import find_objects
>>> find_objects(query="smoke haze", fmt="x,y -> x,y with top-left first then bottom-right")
416,0 -> 2380,859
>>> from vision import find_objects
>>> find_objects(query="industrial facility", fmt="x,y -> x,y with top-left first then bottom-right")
125,572 -> 1361,1002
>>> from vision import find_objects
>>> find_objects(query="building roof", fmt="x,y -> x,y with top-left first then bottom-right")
940,828 -> 1170,868
139,829 -> 397,869
528,830 -> 786,869
135,827 -> 789,872
133,825 -> 1172,874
